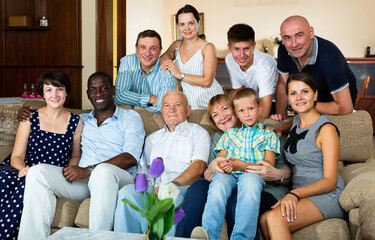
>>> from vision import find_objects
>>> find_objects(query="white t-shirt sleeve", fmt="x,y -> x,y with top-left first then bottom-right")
256,54 -> 278,99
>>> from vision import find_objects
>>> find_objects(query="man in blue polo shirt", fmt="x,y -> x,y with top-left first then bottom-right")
274,15 -> 357,120
114,30 -> 177,114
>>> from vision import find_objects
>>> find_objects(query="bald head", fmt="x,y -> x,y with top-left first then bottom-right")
162,90 -> 191,132
281,15 -> 310,31
163,90 -> 189,106
280,15 -> 314,60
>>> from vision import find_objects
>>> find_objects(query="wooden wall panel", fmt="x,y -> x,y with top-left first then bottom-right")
96,0 -> 113,77
1,0 -> 82,109
96,0 -> 126,80
116,0 -> 126,66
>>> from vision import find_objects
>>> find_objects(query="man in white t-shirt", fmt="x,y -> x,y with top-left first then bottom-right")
226,24 -> 278,118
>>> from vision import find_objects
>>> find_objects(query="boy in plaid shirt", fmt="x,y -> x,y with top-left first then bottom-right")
202,88 -> 280,240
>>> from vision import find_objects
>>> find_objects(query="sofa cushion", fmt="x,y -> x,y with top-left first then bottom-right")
340,162 -> 375,185
74,198 -> 90,228
291,219 -> 350,240
0,102 -> 23,145
51,198 -> 80,229
0,145 -> 12,163
329,111 -> 373,163
134,108 -> 216,137
134,107 -> 164,136
339,170 -> 375,211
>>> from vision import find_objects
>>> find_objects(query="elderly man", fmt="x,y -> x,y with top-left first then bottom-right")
113,90 -> 210,236
274,15 -> 357,120
18,72 -> 145,240
114,30 -> 177,113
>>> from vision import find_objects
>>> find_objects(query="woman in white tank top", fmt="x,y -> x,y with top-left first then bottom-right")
161,4 -> 223,109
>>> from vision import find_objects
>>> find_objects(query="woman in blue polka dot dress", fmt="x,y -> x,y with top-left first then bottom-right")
0,70 -> 83,240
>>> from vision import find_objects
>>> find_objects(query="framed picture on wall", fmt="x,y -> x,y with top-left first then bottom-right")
173,13 -> 204,41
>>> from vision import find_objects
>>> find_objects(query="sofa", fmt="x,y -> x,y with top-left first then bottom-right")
0,100 -> 375,240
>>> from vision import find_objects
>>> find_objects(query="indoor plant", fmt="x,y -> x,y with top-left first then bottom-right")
122,157 -> 185,240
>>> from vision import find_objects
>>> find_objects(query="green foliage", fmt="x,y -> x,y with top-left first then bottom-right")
123,182 -> 177,239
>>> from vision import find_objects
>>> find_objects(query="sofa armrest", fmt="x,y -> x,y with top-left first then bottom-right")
358,198 -> 375,240
339,170 -> 375,211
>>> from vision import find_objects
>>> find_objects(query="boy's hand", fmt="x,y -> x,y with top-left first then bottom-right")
228,157 -> 254,172
17,106 -> 34,122
218,158 -> 232,174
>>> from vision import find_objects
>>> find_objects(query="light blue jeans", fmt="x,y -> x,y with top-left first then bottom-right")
114,184 -> 188,236
202,172 -> 265,240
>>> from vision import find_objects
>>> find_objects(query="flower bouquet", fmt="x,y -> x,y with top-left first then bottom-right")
122,157 -> 185,240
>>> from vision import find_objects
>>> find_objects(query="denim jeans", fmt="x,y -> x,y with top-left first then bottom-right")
113,184 -> 188,236
202,172 -> 265,240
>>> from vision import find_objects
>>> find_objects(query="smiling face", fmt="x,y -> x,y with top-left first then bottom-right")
287,80 -> 317,113
228,41 -> 255,71
43,84 -> 67,108
210,101 -> 238,132
177,13 -> 200,39
135,37 -> 162,73
161,91 -> 191,132
234,96 -> 262,127
87,76 -> 115,112
280,16 -> 314,60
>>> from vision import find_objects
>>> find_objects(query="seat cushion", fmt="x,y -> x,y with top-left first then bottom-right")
291,219 -> 350,240
51,198 -> 80,229
74,198 -> 90,228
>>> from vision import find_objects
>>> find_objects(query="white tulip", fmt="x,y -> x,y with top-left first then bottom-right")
158,182 -> 180,203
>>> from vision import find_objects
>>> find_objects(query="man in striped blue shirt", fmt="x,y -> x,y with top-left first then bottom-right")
115,30 -> 177,113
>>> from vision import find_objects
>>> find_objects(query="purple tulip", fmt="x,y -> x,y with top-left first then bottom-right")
149,157 -> 164,178
134,173 -> 148,193
174,207 -> 185,224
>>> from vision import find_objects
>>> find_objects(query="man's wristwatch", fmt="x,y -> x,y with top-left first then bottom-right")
87,165 -> 95,171
171,180 -> 181,186
180,73 -> 185,81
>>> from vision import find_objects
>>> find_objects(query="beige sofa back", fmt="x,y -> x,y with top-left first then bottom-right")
330,111 -> 373,163
1,102 -> 373,167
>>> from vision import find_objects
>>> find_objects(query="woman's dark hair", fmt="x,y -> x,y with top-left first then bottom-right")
176,4 -> 205,39
286,72 -> 317,94
37,70 -> 71,97
176,4 -> 200,24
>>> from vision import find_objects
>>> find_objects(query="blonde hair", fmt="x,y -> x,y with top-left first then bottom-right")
233,88 -> 260,107
207,94 -> 234,131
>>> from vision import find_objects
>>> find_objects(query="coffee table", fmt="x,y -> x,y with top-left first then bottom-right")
47,227 -> 199,240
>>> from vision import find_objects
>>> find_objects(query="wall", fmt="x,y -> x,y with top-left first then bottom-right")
82,0 -> 375,108
126,0 -> 164,54
81,0 -> 96,109
158,0 -> 375,58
